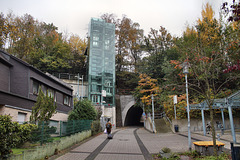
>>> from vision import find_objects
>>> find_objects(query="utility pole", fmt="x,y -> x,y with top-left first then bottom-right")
152,94 -> 155,133
183,62 -> 191,151
81,75 -> 83,100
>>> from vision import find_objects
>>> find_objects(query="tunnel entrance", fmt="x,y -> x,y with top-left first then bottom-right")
124,106 -> 143,126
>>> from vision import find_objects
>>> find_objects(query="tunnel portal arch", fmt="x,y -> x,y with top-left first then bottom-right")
120,95 -> 143,126
124,106 -> 143,126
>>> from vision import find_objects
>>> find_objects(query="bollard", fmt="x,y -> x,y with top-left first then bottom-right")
221,128 -> 224,135
221,125 -> 224,135
217,134 -> 220,141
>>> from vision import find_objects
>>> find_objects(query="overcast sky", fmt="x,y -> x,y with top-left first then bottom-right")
0,0 -> 231,38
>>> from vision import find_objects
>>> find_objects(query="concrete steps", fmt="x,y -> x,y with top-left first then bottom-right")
155,118 -> 172,133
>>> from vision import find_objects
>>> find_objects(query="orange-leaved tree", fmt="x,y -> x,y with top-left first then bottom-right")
133,73 -> 161,112
163,94 -> 201,120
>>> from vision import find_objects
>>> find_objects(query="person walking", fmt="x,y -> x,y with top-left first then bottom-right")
105,118 -> 112,139
206,123 -> 211,134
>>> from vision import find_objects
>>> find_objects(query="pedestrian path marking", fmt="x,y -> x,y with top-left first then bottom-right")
99,152 -> 143,155
85,130 -> 119,160
134,128 -> 151,160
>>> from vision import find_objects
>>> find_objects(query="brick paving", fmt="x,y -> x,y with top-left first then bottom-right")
137,128 -> 191,153
55,127 -> 238,160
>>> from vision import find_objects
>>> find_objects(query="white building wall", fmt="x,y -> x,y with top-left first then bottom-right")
61,79 -> 88,99
0,105 -> 68,123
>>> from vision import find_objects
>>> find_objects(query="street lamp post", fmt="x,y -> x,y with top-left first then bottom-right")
152,94 -> 156,133
100,90 -> 106,130
76,73 -> 80,100
183,62 -> 191,151
143,103 -> 145,128
75,74 -> 84,100
81,75 -> 83,100
173,95 -> 177,120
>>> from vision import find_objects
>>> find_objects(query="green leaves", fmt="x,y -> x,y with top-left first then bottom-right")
68,99 -> 97,120
133,73 -> 162,112
0,116 -> 19,158
0,115 -> 37,158
38,41 -> 72,73
0,11 -> 87,75
30,88 -> 57,123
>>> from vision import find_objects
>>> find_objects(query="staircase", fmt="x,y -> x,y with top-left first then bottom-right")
155,118 -> 172,133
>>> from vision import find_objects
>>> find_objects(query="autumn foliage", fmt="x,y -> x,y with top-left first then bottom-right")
164,95 -> 201,120
133,74 -> 161,111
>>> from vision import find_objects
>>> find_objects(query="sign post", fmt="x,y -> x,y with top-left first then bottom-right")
173,95 -> 177,119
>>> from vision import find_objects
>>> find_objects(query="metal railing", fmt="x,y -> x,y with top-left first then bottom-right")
29,120 -> 92,145
154,111 -> 172,125
52,73 -> 83,80
154,112 -> 165,119
116,89 -> 134,95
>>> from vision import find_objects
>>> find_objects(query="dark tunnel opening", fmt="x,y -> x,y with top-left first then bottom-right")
124,106 -> 143,126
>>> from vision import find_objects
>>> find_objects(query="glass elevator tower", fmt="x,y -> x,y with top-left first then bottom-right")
88,18 -> 115,107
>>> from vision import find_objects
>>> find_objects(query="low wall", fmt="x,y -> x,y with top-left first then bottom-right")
9,130 -> 92,160
144,117 -> 156,133
172,117 -> 240,133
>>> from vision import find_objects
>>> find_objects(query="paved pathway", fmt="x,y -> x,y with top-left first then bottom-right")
55,127 -> 237,160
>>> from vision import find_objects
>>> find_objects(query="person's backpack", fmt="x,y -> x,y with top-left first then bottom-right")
106,123 -> 111,129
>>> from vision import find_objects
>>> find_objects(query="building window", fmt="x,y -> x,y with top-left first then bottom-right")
105,40 -> 110,50
91,84 -> 97,92
105,45 -> 109,50
63,95 -> 70,106
106,87 -> 112,94
93,36 -> 99,41
105,80 -> 112,87
33,81 -> 39,95
48,88 -> 56,102
18,112 -> 26,124
92,95 -> 100,103
105,97 -> 113,104
93,41 -> 98,47
43,86 -> 47,95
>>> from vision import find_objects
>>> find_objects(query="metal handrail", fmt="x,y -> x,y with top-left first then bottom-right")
154,111 -> 172,125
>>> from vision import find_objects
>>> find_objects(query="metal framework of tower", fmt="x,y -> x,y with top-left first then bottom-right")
88,18 -> 115,107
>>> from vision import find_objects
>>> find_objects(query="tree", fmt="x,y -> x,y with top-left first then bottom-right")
116,15 -> 144,72
171,3 -> 240,155
0,13 -> 8,49
101,14 -> 144,90
68,99 -> 97,120
28,22 -> 60,67
7,14 -> 37,60
68,34 -> 87,74
222,0 -> 240,22
0,11 -> 86,75
163,94 -> 201,120
140,26 -> 174,82
30,88 -> 57,122
38,40 -> 72,73
133,73 -> 161,112
116,71 -> 139,90
0,115 -> 38,159
127,22 -> 144,73
100,13 -> 117,24
0,115 -> 20,159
